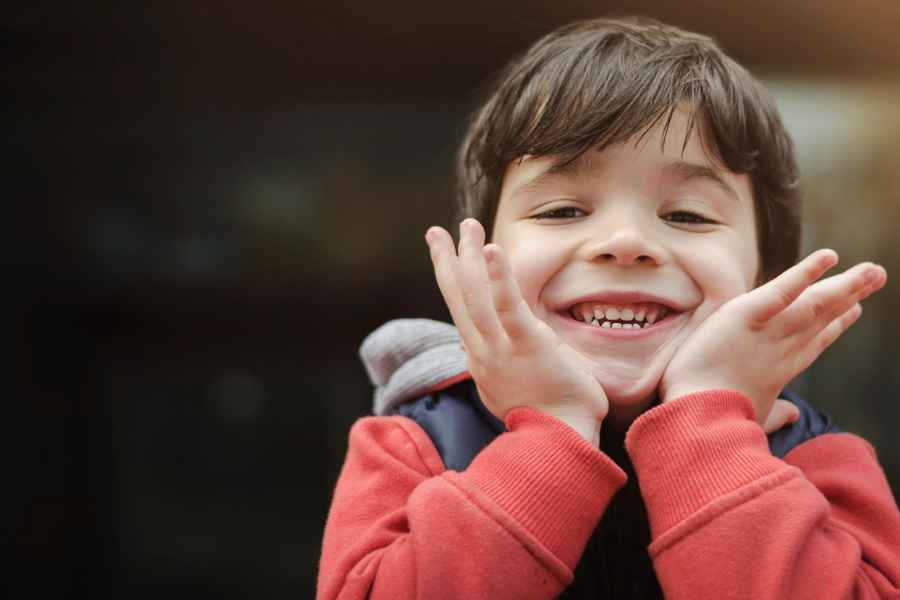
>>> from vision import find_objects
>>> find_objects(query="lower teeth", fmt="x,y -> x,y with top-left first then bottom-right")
590,319 -> 649,329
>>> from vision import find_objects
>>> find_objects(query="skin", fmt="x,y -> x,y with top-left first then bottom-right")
426,110 -> 887,445
490,110 -> 760,431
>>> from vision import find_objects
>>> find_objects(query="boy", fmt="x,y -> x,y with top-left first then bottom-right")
317,16 -> 900,600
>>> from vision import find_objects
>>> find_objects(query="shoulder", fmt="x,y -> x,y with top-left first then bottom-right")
767,389 -> 843,459
347,414 -> 447,477
775,424 -> 895,506
359,318 -> 503,471
392,379 -> 505,471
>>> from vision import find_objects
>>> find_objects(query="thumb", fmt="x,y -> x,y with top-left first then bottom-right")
762,399 -> 801,434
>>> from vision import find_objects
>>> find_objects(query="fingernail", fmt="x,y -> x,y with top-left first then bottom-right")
425,229 -> 433,245
483,246 -> 494,264
865,268 -> 877,283
460,220 -> 468,237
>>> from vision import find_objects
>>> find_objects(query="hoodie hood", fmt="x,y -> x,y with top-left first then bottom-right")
359,318 -> 470,416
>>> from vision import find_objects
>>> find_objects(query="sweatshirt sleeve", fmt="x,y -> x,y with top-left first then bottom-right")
625,389 -> 900,600
317,407 -> 627,600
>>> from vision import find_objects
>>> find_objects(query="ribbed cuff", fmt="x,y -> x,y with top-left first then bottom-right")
463,407 -> 627,568
625,390 -> 786,539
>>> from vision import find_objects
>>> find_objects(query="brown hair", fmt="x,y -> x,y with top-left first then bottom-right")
456,16 -> 801,285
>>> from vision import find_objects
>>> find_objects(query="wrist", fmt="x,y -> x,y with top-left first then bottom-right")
661,383 -> 718,404
541,412 -> 602,448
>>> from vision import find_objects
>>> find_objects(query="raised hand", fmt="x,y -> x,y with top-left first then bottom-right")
426,218 -> 609,446
659,249 -> 887,428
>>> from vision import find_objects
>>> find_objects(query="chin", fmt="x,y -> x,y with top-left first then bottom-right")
592,368 -> 662,430
588,359 -> 661,398
603,383 -> 659,408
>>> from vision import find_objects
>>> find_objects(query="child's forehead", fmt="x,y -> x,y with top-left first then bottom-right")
501,146 -> 742,205
503,110 -> 735,185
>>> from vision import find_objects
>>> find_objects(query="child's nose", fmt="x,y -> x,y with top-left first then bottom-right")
578,215 -> 667,266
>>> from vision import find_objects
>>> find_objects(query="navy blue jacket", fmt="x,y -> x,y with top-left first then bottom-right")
392,379 -> 842,600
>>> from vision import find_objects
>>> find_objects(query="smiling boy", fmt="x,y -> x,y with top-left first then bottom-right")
318,17 -> 900,600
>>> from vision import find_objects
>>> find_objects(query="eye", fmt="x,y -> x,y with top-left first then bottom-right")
531,206 -> 586,220
663,210 -> 720,226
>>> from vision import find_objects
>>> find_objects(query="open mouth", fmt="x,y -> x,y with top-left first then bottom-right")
567,300 -> 677,329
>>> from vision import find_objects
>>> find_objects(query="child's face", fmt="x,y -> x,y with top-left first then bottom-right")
491,109 -> 759,425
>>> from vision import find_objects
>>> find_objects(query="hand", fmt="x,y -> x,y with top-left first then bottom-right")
659,249 -> 887,428
760,399 -> 802,434
426,218 -> 609,445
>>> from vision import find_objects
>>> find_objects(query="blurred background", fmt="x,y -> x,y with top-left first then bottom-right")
4,1 -> 899,598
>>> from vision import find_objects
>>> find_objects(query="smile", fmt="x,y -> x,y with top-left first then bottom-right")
558,301 -> 683,338
569,301 -> 670,328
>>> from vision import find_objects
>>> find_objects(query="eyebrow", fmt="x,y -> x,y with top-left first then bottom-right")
508,154 -> 740,203
661,160 -> 740,203
508,153 -> 609,201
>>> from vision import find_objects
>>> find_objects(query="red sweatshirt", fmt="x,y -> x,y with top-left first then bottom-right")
317,389 -> 900,599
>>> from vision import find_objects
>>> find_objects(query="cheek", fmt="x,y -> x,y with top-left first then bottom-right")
690,248 -> 756,308
700,261 -> 753,307
503,244 -> 561,309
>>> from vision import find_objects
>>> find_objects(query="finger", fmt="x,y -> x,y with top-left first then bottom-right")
782,263 -> 885,339
761,399 -> 801,433
747,249 -> 838,326
794,303 -> 863,374
483,243 -> 538,342
457,219 -> 505,341
426,226 -> 481,343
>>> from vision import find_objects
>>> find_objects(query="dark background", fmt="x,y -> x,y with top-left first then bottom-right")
4,1 -> 900,599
